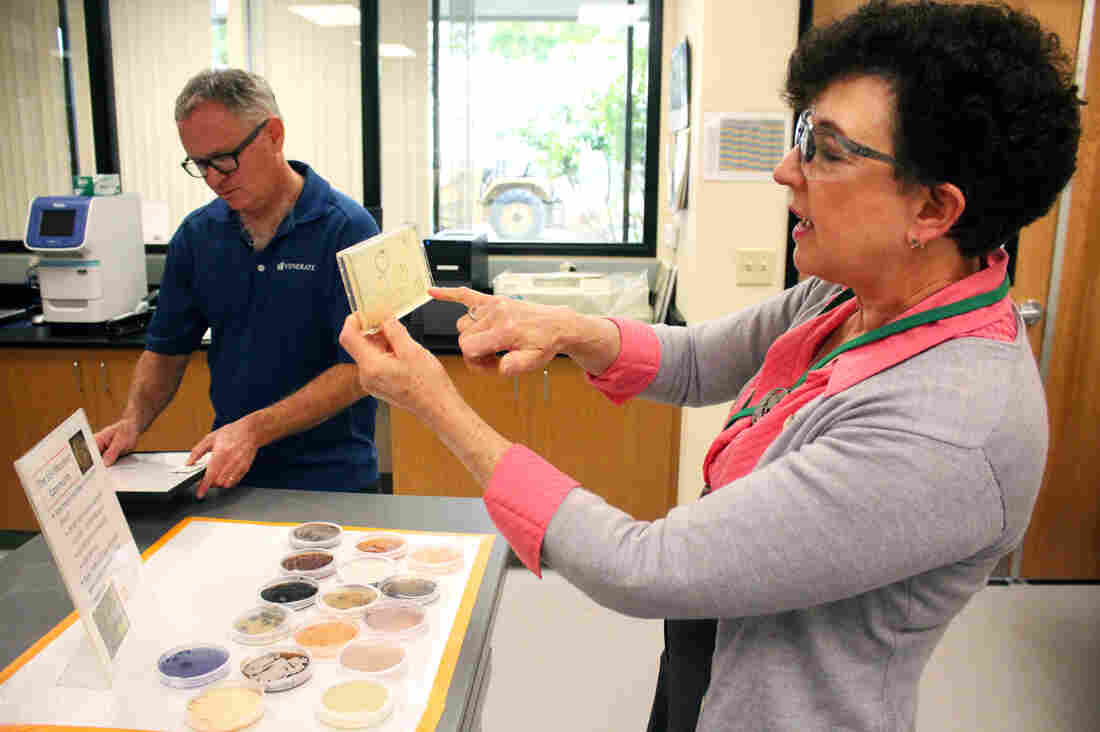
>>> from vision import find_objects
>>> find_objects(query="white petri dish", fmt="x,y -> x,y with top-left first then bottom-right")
289,521 -> 343,550
339,640 -> 409,681
353,532 -> 408,561
406,542 -> 464,575
337,555 -> 397,587
318,583 -> 382,619
316,679 -> 395,729
230,604 -> 294,646
362,600 -> 429,643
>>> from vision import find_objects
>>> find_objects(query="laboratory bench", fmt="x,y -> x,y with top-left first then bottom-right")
0,487 -> 509,732
0,283 -> 38,327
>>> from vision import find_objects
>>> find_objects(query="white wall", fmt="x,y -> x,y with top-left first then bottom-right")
659,0 -> 799,505
111,0 -> 215,223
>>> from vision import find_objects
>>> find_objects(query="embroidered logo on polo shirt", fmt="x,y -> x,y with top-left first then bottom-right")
277,261 -> 317,272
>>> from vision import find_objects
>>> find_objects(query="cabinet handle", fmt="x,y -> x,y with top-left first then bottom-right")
512,376 -> 518,402
100,360 -> 109,395
73,361 -> 82,393
543,368 -> 550,402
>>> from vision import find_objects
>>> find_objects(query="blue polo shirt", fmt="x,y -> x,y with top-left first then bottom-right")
147,161 -> 380,492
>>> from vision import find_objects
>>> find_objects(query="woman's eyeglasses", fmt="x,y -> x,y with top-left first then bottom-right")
794,109 -> 903,179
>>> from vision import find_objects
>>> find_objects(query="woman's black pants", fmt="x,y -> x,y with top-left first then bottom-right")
646,618 -> 718,732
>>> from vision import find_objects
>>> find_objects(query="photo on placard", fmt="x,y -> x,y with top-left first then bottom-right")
69,429 -> 94,475
92,580 -> 130,660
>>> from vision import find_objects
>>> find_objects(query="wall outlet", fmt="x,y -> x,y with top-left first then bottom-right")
735,249 -> 775,286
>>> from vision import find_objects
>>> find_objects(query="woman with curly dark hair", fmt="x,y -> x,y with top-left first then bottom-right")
339,2 -> 1082,730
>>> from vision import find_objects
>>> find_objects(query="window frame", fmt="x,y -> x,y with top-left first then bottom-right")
1,0 -> 661,258
0,0 -> 100,254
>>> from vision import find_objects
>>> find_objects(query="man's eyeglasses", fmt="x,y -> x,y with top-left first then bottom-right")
181,119 -> 269,178
794,109 -> 903,178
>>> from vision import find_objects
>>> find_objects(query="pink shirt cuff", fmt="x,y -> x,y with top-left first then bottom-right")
484,444 -> 580,576
585,317 -> 662,405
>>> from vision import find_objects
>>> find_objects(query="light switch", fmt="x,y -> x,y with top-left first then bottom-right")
735,249 -> 775,286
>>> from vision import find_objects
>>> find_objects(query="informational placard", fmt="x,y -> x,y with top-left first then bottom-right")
12,409 -> 142,685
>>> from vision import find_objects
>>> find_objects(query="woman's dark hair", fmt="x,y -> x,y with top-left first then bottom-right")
785,0 -> 1082,256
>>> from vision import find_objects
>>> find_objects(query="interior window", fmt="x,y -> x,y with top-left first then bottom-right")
435,0 -> 655,250
3,1 -> 653,255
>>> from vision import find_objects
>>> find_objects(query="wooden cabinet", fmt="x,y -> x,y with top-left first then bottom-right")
92,350 -> 215,451
391,355 -> 681,522
0,348 -> 214,531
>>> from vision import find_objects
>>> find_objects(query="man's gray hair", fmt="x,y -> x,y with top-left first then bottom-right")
175,69 -> 280,123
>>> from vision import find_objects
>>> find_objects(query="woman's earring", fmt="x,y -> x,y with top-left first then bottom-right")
910,237 -> 925,250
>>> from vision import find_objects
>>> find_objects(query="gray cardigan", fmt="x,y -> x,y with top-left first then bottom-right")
542,276 -> 1047,731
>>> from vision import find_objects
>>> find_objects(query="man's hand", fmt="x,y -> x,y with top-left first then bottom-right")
94,419 -> 140,466
189,417 -> 261,499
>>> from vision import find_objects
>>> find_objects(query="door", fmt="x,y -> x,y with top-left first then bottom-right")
1018,0 -> 1100,578
812,0 -> 1097,578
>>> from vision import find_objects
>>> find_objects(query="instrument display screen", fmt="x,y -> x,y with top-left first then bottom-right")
39,209 -> 77,237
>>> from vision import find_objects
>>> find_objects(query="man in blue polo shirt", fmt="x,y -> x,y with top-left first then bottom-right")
94,69 -> 380,497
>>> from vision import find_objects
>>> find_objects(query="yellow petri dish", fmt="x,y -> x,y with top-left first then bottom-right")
316,679 -> 394,728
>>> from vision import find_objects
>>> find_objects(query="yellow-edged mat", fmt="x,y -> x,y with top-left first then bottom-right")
0,517 -> 495,731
